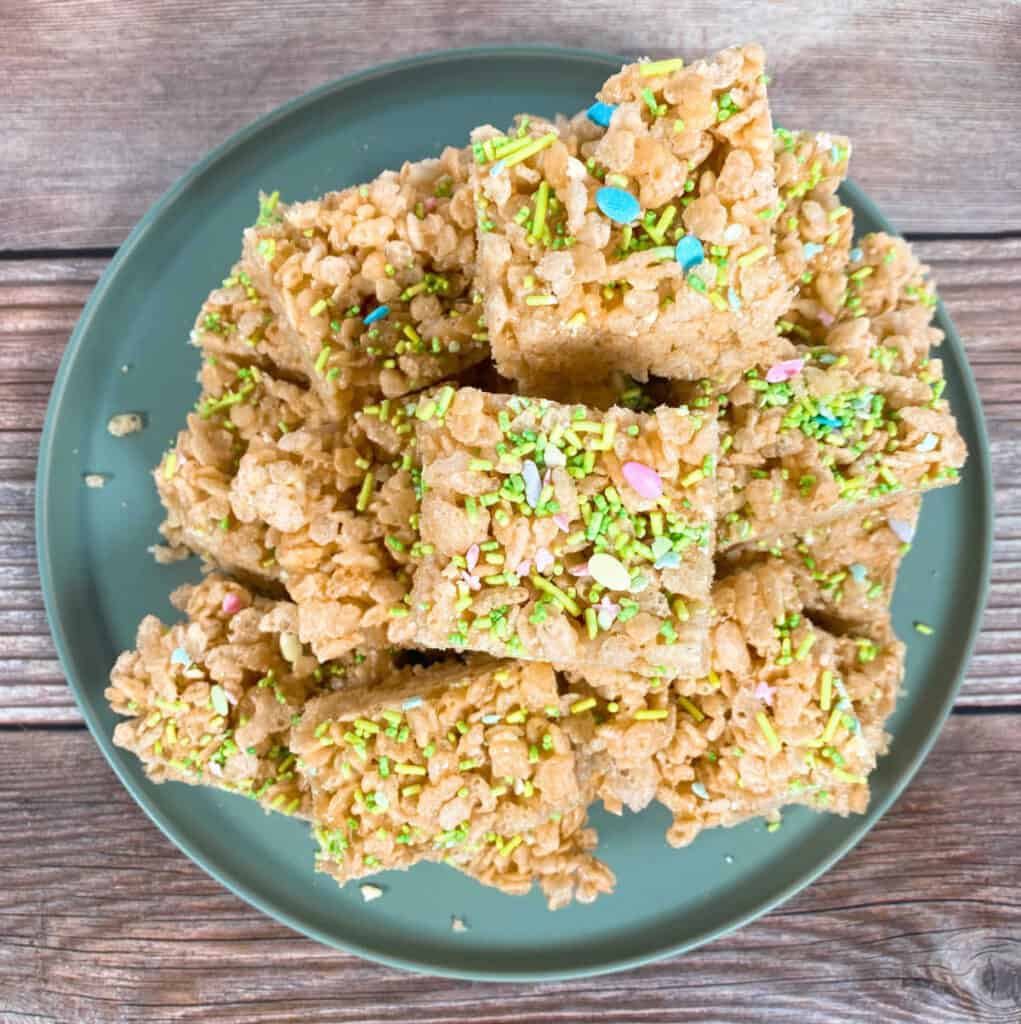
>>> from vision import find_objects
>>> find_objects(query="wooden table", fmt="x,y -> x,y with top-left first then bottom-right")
2,2 -> 1019,1020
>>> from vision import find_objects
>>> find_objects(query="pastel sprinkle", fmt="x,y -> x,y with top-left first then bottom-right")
916,432 -> 939,453
586,101 -> 616,128
569,561 -> 591,578
360,884 -> 384,903
595,595 -> 620,630
588,553 -> 631,591
534,547 -> 555,574
691,781 -> 710,800
803,242 -> 824,260
849,247 -> 863,261
765,357 -> 805,384
629,573 -> 650,594
887,517 -> 915,544
755,681 -> 775,706
363,305 -> 389,325
727,286 -> 742,311
466,544 -> 480,573
553,513 -> 570,532
221,593 -> 243,615
516,559 -> 532,576
482,713 -> 502,724
622,461 -> 663,500
596,186 -> 641,224
814,412 -> 842,429
522,460 -> 542,508
402,696 -> 423,711
849,563 -> 868,584
654,550 -> 681,570
674,234 -> 704,271
817,309 -> 835,326
210,685 -> 229,717
489,160 -> 506,177
170,647 -> 191,667
544,444 -> 566,468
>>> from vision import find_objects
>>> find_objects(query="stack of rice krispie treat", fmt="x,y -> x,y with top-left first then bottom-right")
109,40 -> 968,912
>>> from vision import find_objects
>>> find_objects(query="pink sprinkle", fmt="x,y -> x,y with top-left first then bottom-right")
424,197 -> 437,212
765,358 -> 805,384
755,681 -> 775,706
516,559 -> 532,576
595,595 -> 620,629
221,593 -> 243,615
466,544 -> 480,573
553,513 -> 570,533
622,461 -> 662,500
817,309 -> 835,326
460,571 -> 481,593
533,547 -> 554,573
569,562 -> 591,578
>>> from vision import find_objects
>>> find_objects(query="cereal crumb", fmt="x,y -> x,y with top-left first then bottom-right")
360,884 -> 384,903
120,364 -> 131,374
83,473 -> 108,489
148,543 -> 190,564
451,916 -> 468,933
107,412 -> 145,437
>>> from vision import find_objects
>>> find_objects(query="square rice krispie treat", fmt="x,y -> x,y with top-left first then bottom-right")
190,259 -> 310,382
718,494 -> 921,627
156,353 -> 328,586
243,150 -> 488,416
290,658 -> 614,908
389,387 -> 718,680
652,563 -> 905,847
471,45 -> 796,389
107,575 -> 397,817
701,322 -> 965,549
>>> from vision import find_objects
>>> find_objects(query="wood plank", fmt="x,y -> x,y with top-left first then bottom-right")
1,240 -> 1019,720
2,0 -> 1020,249
0,715 -> 1018,1022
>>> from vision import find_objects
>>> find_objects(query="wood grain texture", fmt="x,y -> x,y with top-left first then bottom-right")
2,0 -> 1020,249
0,715 -> 1018,1023
2,239 -> 1017,722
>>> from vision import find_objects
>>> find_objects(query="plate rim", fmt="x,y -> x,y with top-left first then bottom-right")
35,44 -> 995,981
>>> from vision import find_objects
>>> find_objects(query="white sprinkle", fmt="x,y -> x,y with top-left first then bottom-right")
451,916 -> 469,932
279,632 -> 302,663
360,884 -> 384,903
83,473 -> 108,489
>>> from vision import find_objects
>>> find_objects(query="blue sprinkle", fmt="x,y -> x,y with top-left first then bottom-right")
818,352 -> 838,365
595,186 -> 641,224
363,305 -> 390,325
481,713 -> 502,725
650,536 -> 672,559
916,432 -> 939,453
170,647 -> 191,667
830,144 -> 841,163
849,563 -> 868,584
814,413 -> 842,429
489,159 -> 506,177
802,242 -> 824,260
654,551 -> 681,570
674,234 -> 704,271
692,781 -> 710,800
849,247 -> 863,262
587,101 -> 616,128
402,696 -> 423,711
727,285 -> 742,311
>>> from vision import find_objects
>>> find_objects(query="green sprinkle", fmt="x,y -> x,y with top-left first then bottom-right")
309,298 -> 328,317
640,57 -> 684,76
755,711 -> 782,754
914,621 -> 934,636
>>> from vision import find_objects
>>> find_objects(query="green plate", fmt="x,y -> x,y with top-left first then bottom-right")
37,46 -> 993,980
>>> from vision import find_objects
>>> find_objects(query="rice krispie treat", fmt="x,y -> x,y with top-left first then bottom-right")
471,45 -> 796,389
773,128 -> 854,293
719,494 -> 921,627
190,257 -> 309,382
156,354 -> 327,586
291,658 -> 614,907
651,564 -> 904,847
243,150 -> 488,415
107,575 -> 397,817
701,332 -> 964,549
389,387 -> 719,680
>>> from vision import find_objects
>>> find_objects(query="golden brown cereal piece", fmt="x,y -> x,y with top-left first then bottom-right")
472,45 -> 795,389
244,151 -> 488,417
106,575 -> 397,817
391,387 -> 718,680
